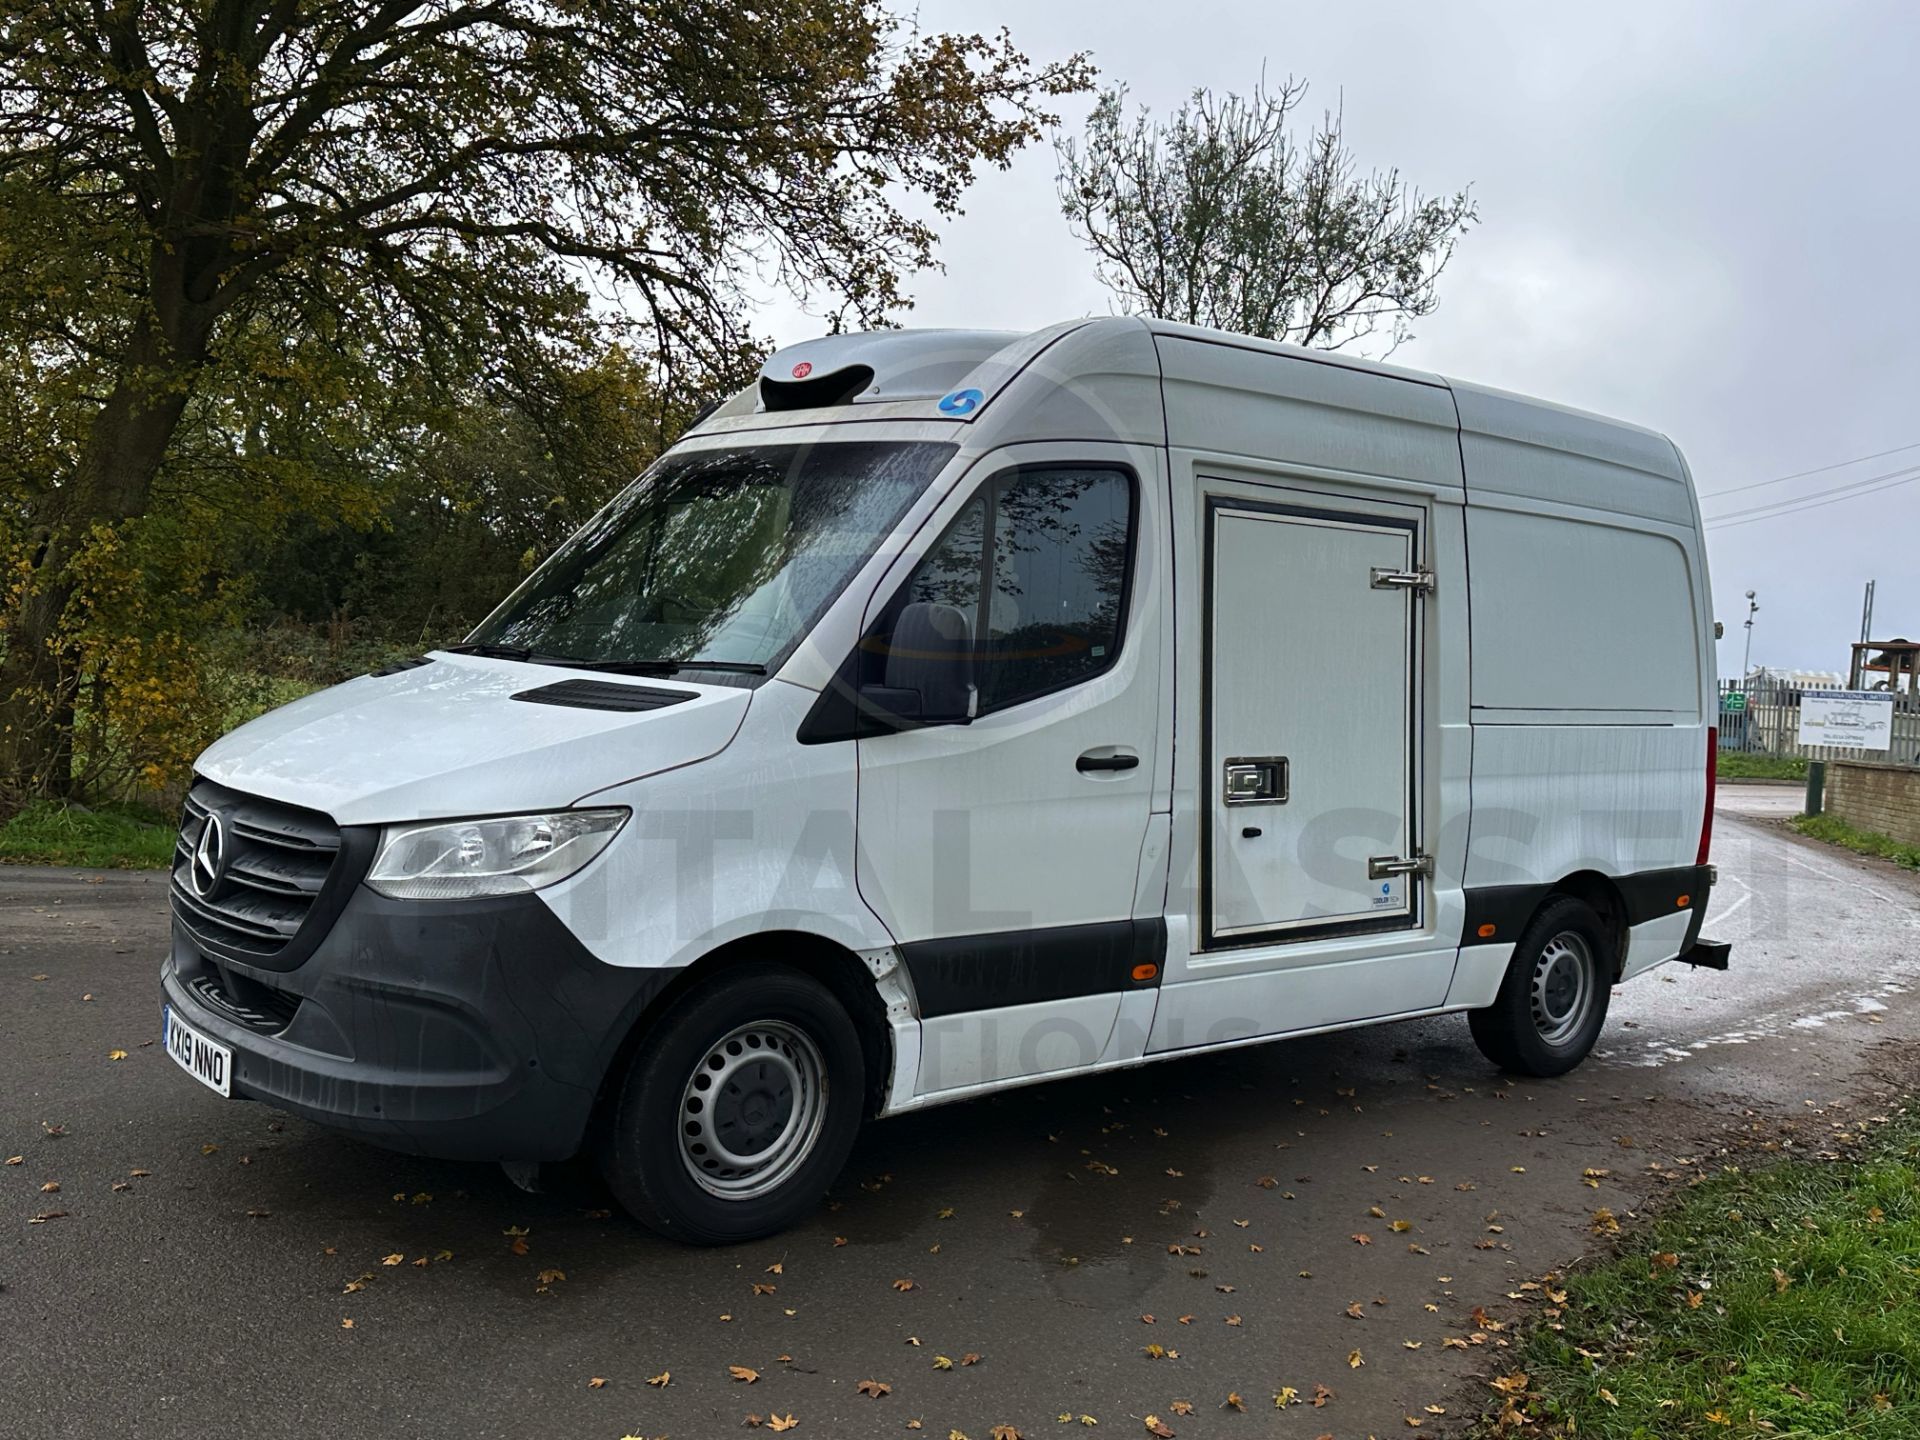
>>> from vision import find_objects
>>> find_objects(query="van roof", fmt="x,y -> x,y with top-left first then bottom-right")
730,318 -> 1688,496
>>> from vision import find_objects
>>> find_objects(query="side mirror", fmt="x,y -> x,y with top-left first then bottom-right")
868,601 -> 975,726
792,601 -> 977,745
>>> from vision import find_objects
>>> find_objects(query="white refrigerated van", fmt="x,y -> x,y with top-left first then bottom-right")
161,318 -> 1729,1242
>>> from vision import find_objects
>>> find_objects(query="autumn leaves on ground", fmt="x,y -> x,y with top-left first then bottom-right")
1500,1108 -> 1920,1438
10,847 -> 1920,1440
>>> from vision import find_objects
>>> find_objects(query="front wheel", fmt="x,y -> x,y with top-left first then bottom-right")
1468,896 -> 1613,1078
600,963 -> 866,1244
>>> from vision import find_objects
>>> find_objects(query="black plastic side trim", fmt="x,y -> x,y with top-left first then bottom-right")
1616,864 -> 1714,927
902,918 -> 1166,1020
1458,864 -> 1716,947
511,679 -> 696,713
1459,883 -> 1552,945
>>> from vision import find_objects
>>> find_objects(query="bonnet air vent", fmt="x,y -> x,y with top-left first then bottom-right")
759,364 -> 876,412
510,679 -> 696,713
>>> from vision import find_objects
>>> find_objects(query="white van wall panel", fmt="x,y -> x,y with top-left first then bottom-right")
1148,318 -> 1448,387
1623,910 -> 1694,981
1465,507 -> 1701,714
969,319 -> 1168,452
1144,949 -> 1457,1054
554,680 -> 893,969
1156,337 -> 1464,491
915,993 -> 1122,1095
1443,944 -> 1516,1010
1464,725 -> 1705,889
1451,379 -> 1693,525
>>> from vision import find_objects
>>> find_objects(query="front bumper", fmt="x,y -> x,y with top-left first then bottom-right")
161,885 -> 670,1162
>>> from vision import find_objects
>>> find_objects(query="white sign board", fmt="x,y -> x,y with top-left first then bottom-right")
1797,689 -> 1895,751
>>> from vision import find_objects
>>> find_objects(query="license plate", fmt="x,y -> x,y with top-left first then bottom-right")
163,1004 -> 232,1098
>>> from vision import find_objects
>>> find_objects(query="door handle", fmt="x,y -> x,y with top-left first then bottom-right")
1077,750 -> 1141,773
1222,756 -> 1288,804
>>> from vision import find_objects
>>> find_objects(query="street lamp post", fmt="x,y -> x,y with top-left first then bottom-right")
1741,590 -> 1759,680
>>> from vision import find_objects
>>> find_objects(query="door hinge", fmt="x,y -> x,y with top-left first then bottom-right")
1368,852 -> 1435,879
1370,567 -> 1435,594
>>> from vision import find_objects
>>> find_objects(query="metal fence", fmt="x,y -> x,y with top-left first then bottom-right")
1717,677 -> 1920,766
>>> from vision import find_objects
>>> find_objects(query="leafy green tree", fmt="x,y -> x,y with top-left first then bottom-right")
253,346 -> 684,645
0,1 -> 1091,793
1056,79 -> 1475,350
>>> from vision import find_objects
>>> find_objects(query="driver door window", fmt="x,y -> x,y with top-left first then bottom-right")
889,466 -> 1136,714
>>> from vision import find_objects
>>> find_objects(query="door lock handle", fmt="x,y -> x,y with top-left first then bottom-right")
1077,751 -> 1141,773
1223,756 -> 1288,804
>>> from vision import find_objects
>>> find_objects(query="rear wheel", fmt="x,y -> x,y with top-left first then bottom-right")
1468,896 -> 1613,1077
600,963 -> 865,1244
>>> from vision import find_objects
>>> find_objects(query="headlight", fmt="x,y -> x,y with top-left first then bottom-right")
367,809 -> 629,900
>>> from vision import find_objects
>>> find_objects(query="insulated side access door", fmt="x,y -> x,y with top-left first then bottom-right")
1206,501 -> 1422,942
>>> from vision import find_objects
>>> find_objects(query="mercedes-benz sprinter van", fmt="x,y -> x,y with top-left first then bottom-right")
160,318 -> 1730,1243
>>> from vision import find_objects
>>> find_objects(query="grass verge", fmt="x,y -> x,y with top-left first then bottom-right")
1717,752 -> 1809,781
1791,813 -> 1920,871
1489,1110 -> 1920,1437
0,799 -> 176,869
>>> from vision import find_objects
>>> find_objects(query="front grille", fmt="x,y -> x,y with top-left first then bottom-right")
172,780 -> 342,961
186,971 -> 301,1035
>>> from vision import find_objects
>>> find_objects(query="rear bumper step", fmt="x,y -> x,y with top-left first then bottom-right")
1679,937 -> 1731,971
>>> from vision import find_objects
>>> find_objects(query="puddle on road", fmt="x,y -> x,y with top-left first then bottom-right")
1598,819 -> 1920,1070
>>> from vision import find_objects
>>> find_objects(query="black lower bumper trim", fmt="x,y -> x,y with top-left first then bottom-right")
1678,937 -> 1731,971
163,885 -> 670,1162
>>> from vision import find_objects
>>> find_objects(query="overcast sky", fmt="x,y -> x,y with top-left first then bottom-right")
757,1 -> 1919,680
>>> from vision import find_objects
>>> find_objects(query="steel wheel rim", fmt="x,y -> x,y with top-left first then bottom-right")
679,1020 -> 828,1200
1530,931 -> 1596,1046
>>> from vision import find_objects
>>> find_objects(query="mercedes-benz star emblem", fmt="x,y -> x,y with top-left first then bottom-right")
190,812 -> 227,899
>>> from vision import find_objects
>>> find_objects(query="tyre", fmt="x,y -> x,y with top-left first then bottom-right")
600,963 -> 866,1244
1467,896 -> 1613,1078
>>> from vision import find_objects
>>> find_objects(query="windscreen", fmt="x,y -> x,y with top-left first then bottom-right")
467,440 -> 957,674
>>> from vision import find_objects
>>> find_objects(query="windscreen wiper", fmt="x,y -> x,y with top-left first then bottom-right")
568,658 -> 769,676
444,644 -> 767,676
442,642 -> 580,664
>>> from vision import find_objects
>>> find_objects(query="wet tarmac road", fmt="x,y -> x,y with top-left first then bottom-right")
4,801 -> 1917,1440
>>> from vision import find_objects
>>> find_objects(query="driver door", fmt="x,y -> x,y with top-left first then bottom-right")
853,444 -> 1169,1097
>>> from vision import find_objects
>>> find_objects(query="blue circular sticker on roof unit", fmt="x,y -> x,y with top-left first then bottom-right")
938,387 -> 984,416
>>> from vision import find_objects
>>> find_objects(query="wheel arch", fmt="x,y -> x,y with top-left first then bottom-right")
587,930 -> 896,1148
1544,870 -> 1630,979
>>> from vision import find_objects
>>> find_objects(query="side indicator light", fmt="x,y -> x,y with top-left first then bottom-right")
1676,894 -> 1690,908
1476,923 -> 1497,938
1131,962 -> 1158,982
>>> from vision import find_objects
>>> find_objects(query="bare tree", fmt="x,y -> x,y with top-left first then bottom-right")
1056,79 -> 1475,350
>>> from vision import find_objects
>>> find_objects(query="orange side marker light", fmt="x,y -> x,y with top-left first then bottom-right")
1476,923 -> 1497,939
1676,894 -> 1690,908
1132,962 -> 1158,982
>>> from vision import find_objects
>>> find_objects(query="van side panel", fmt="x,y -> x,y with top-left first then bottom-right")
1156,335 -> 1462,488
1146,333 -> 1476,1053
1464,506 -> 1701,715
1448,381 -> 1696,526
1450,380 -> 1710,994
